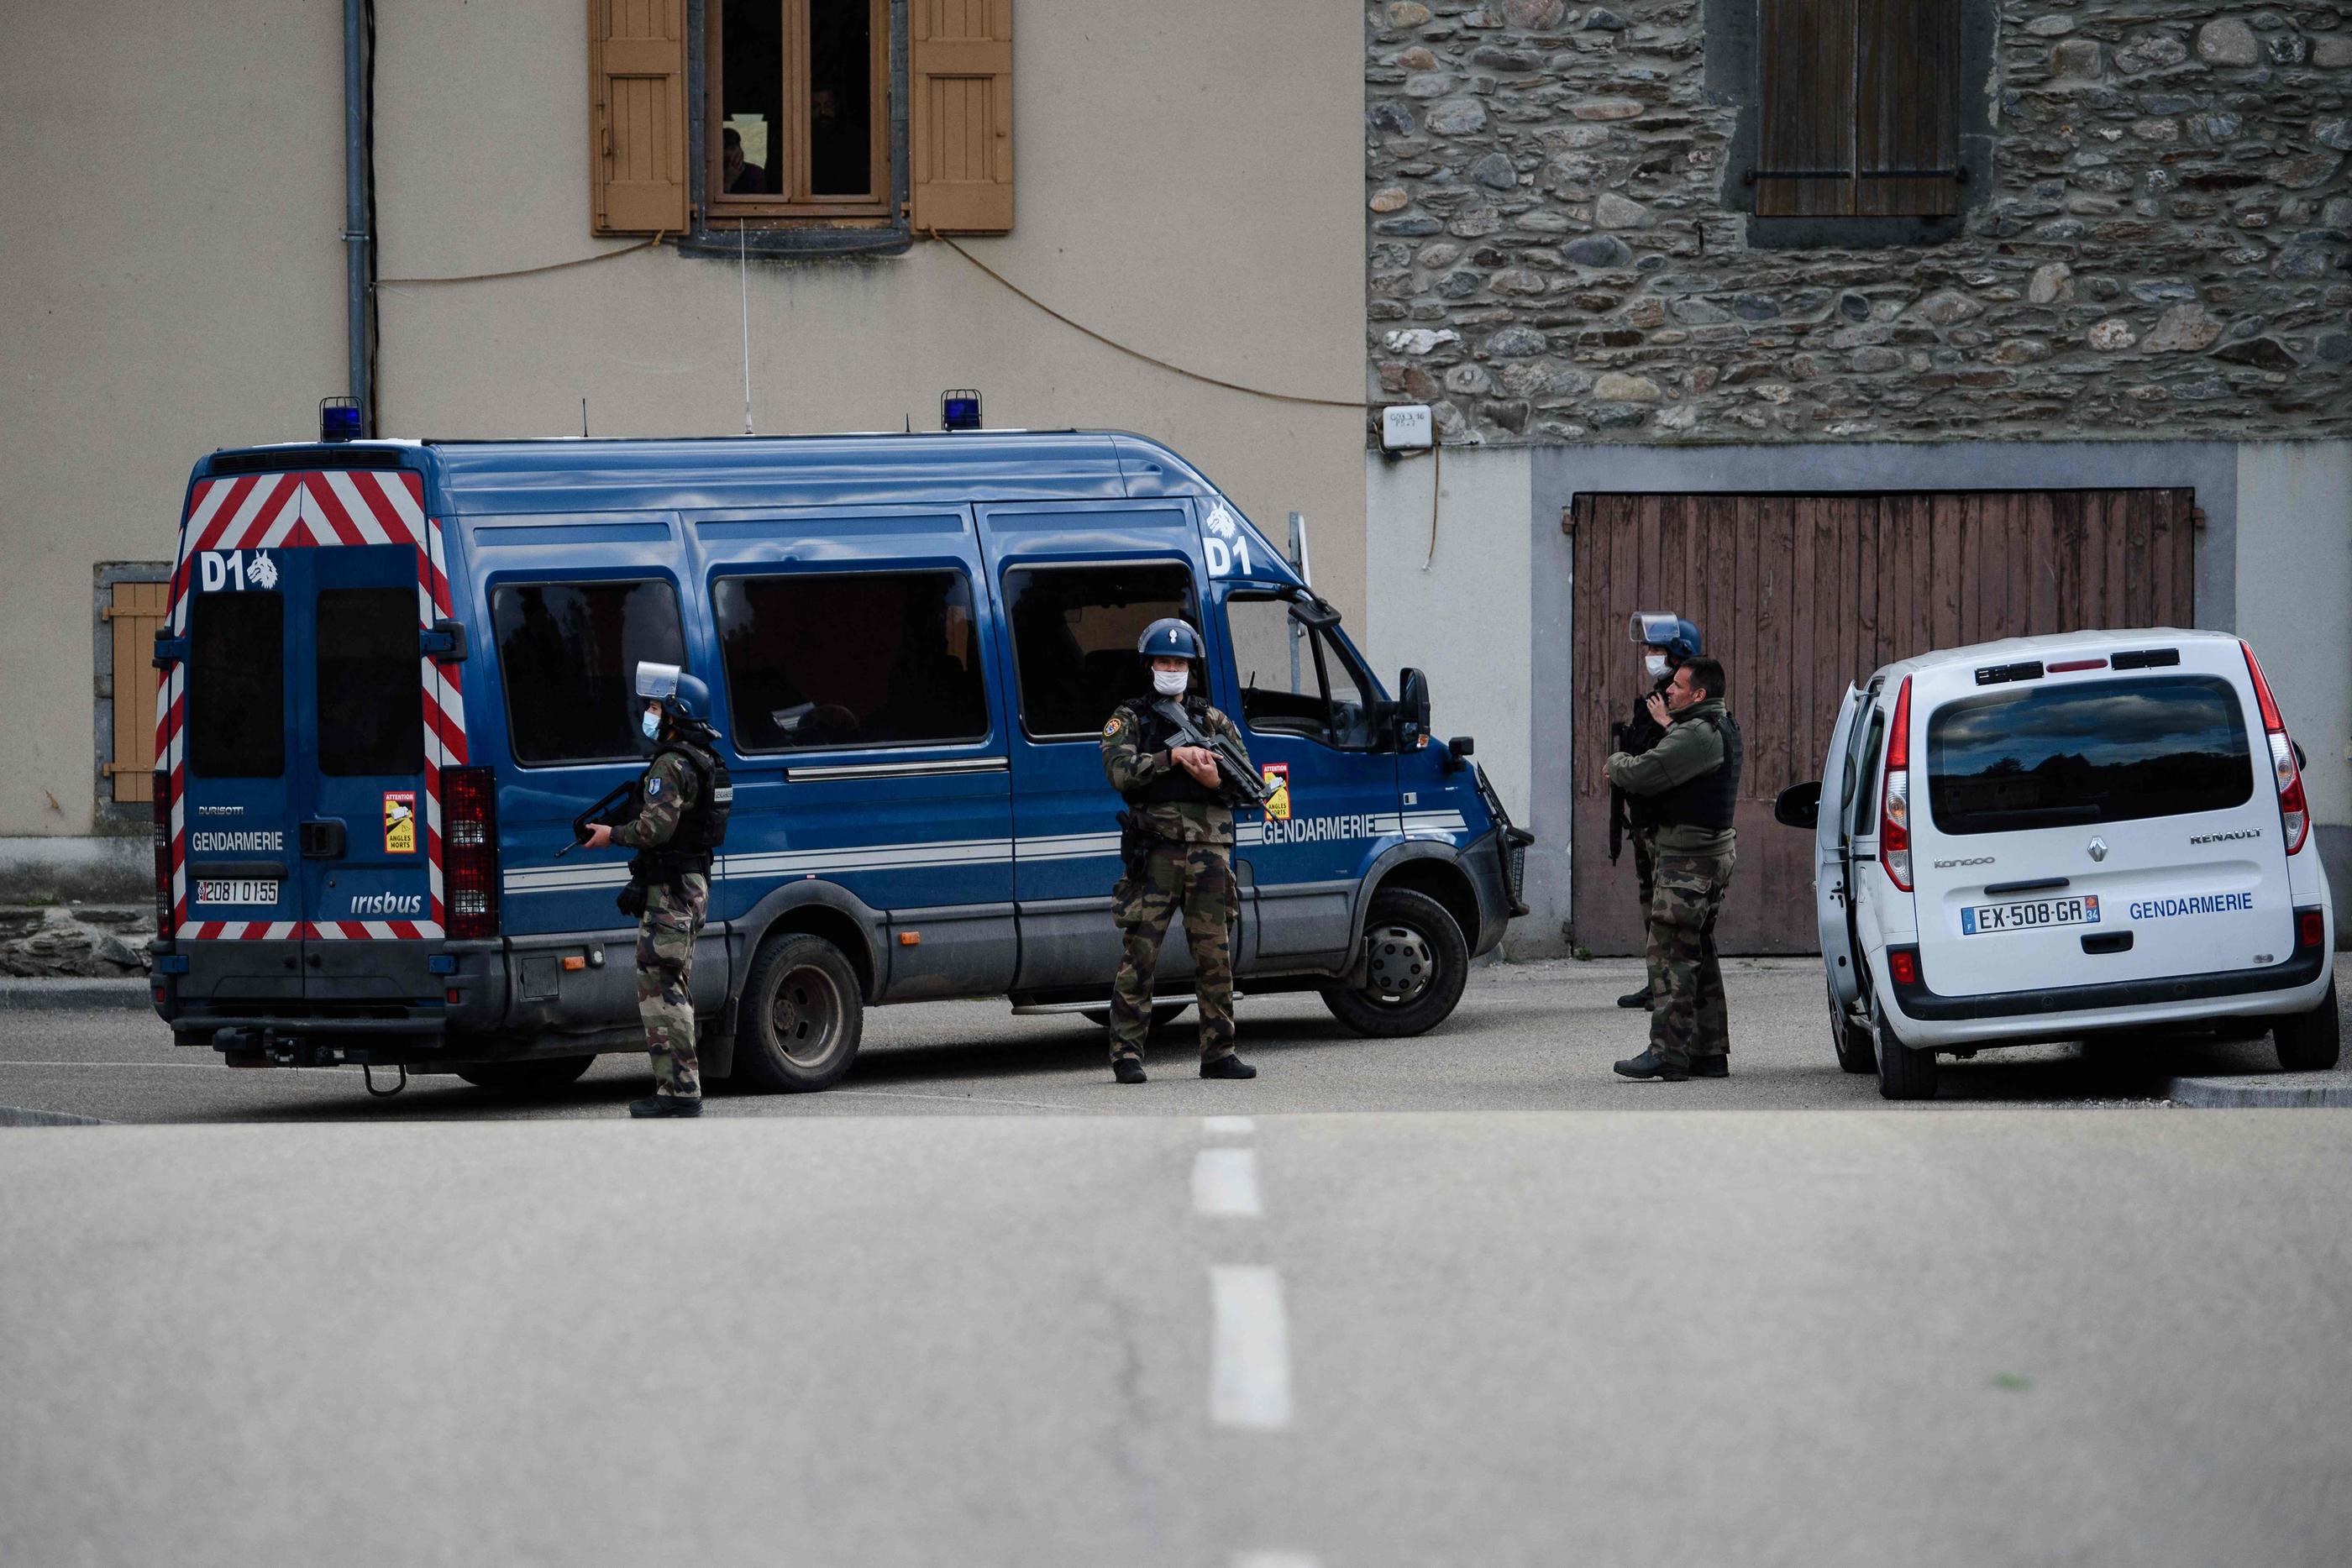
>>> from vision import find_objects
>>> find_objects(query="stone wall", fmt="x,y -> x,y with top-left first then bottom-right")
1366,1 -> 2352,445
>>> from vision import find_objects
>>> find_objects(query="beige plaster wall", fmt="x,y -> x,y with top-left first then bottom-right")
0,1 -> 345,837
0,0 -> 1367,839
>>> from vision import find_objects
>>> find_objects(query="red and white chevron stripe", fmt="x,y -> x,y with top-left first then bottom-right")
158,468 -> 462,941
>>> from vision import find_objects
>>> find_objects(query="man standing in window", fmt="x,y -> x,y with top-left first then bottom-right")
1100,619 -> 1259,1084
1604,655 -> 1740,1083
585,662 -> 732,1117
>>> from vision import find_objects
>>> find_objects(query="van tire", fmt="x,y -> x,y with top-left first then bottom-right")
2272,980 -> 2341,1072
1828,979 -> 1877,1074
734,932 -> 864,1093
1872,996 -> 1939,1100
456,1055 -> 595,1095
1319,887 -> 1469,1038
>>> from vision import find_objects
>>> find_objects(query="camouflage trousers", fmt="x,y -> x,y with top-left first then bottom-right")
1645,850 -> 1735,1071
637,873 -> 710,1099
1630,829 -> 1658,994
1108,838 -> 1238,1064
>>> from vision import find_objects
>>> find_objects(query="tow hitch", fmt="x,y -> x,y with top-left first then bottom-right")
211,1028 -> 409,1094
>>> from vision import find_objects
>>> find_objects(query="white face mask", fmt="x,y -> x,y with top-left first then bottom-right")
1644,654 -> 1669,680
641,706 -> 662,739
1152,667 -> 1189,697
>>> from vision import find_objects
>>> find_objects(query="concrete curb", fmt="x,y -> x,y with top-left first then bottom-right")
2166,1073 -> 2352,1108
0,978 -> 154,1012
0,1106 -> 110,1127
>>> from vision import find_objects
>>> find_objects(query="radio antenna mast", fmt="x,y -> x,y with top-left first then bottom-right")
738,221 -> 753,436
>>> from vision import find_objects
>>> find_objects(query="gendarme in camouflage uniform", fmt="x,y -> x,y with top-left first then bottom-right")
611,746 -> 711,1102
1100,693 -> 1252,1072
1604,686 -> 1743,1079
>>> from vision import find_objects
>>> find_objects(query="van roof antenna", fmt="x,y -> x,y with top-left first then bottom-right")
738,220 -> 754,436
581,397 -> 589,438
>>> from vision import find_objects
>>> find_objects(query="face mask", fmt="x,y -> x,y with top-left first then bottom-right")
641,706 -> 661,739
1645,654 -> 1669,680
1152,667 -> 1189,697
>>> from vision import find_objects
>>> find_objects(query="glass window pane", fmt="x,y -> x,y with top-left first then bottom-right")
1004,564 -> 1194,739
715,570 -> 988,752
721,0 -> 785,196
189,593 -> 284,779
1925,675 -> 2255,835
1230,594 -> 1330,740
809,0 -> 873,196
1852,716 -> 1885,834
316,588 -> 424,777
1315,626 -> 1376,748
491,581 -> 686,766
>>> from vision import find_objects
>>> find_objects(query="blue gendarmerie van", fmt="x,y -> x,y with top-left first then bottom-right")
147,431 -> 1530,1092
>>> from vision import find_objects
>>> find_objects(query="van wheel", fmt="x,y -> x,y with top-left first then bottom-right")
1872,996 -> 1939,1100
1828,979 -> 1877,1075
2272,980 -> 2342,1072
1320,887 -> 1469,1038
734,932 -> 864,1092
457,1056 -> 595,1095
1079,1004 -> 1188,1030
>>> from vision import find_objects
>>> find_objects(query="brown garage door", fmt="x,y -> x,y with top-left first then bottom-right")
1568,490 -> 2198,955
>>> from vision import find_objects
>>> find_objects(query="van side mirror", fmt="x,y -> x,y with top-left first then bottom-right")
1395,668 -> 1432,751
421,619 -> 469,663
1774,780 -> 1821,830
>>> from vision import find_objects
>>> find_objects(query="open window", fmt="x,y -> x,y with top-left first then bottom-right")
709,0 -> 890,218
1226,592 -> 1379,752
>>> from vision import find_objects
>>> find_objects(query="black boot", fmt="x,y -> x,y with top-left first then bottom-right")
1200,1054 -> 1257,1079
1612,1048 -> 1688,1082
1616,984 -> 1655,1009
628,1093 -> 704,1118
1688,1054 -> 1729,1078
1112,1057 -> 1148,1085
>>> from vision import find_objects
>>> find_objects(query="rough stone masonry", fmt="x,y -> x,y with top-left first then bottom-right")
1366,2 -> 2352,445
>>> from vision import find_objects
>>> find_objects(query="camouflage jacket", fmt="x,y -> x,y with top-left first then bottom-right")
1100,697 -> 1252,846
612,748 -> 701,850
1605,697 -> 1735,857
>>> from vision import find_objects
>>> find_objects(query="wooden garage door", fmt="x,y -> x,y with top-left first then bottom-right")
1567,490 -> 2198,956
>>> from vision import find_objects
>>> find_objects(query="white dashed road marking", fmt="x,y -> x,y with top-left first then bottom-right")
1210,1265 -> 1293,1430
1203,1114 -> 1256,1135
1232,1555 -> 1320,1568
1193,1146 -> 1263,1218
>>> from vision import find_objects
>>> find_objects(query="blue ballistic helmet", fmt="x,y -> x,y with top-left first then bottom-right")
1137,618 -> 1205,661
635,660 -> 713,721
1626,612 -> 1704,663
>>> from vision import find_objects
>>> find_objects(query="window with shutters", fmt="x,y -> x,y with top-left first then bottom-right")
590,0 -> 1013,252
1719,0 -> 1987,244
94,565 -> 172,826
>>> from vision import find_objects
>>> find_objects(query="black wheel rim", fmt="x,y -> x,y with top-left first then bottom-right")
769,963 -> 844,1069
1361,920 -> 1436,1006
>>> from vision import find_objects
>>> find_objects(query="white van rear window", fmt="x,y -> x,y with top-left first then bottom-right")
1926,675 -> 2254,836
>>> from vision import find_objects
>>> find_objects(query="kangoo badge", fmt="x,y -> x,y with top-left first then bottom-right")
1261,763 -> 1291,820
382,791 -> 417,854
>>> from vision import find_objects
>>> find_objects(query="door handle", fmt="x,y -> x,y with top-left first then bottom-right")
300,820 -> 347,859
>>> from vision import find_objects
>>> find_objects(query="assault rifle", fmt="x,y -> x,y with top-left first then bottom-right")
554,780 -> 639,857
1152,699 -> 1278,809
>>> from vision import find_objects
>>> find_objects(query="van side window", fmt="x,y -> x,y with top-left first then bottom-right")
1227,593 -> 1377,749
1003,564 -> 1195,740
714,570 -> 990,752
1852,716 -> 1887,836
317,588 -> 425,777
491,580 -> 686,766
188,592 -> 285,778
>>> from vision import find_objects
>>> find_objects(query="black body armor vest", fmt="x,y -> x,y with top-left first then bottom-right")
1649,711 -> 1743,832
631,737 -> 733,881
1118,700 -> 1224,808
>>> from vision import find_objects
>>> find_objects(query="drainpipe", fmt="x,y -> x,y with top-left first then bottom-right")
343,0 -> 372,435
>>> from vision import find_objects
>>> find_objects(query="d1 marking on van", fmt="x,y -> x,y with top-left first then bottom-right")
2129,891 -> 2255,920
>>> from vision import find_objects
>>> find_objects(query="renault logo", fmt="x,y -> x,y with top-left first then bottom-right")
2087,837 -> 2108,862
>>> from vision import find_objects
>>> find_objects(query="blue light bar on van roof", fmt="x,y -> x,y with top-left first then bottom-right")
941,390 -> 982,432
320,398 -> 363,443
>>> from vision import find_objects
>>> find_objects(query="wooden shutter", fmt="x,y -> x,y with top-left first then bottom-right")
589,0 -> 688,235
1756,0 -> 1855,218
911,0 -> 1014,234
1856,0 -> 1960,216
103,580 -> 171,804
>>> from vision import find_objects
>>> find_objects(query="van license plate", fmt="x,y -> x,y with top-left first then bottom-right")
1961,895 -> 2099,936
197,879 -> 280,907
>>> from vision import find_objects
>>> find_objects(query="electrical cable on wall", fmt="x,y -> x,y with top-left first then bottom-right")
1425,441 -> 1442,571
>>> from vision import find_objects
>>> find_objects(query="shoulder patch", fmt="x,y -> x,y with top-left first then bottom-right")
1104,715 -> 1125,739
646,776 -> 663,798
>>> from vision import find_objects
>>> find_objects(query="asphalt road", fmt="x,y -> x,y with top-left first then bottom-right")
0,957 -> 2320,1124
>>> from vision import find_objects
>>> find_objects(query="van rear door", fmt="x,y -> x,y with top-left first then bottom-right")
1910,648 -> 2294,996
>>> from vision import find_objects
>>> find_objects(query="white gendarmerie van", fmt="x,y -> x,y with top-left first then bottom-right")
1776,630 -> 2338,1099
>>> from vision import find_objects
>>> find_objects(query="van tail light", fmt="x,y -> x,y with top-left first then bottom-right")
2296,907 -> 2326,952
1887,947 -> 1921,988
442,764 -> 501,940
2239,642 -> 2308,855
1879,676 -> 1914,892
153,768 -> 174,940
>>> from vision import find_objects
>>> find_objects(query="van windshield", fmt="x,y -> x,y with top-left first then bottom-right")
1925,674 -> 2254,836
